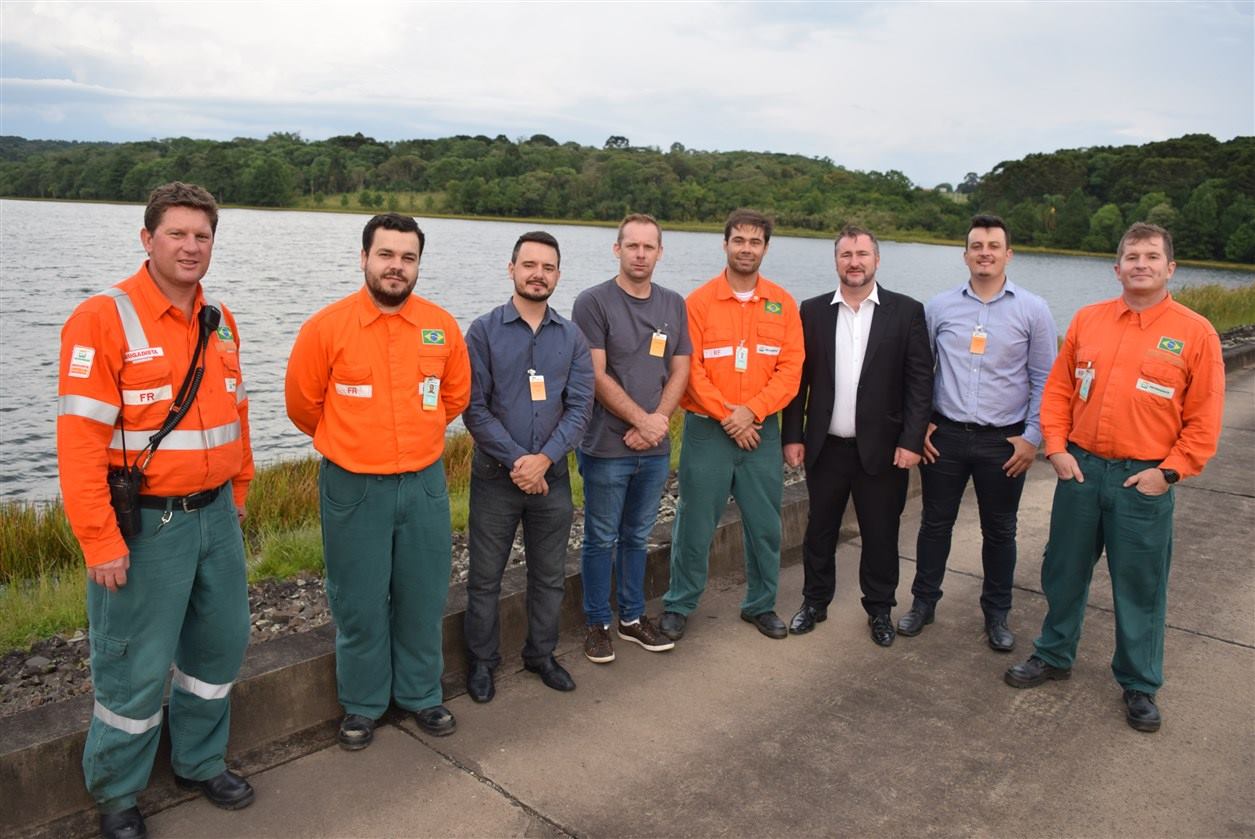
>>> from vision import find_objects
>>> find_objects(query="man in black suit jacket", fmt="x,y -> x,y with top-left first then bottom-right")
782,225 -> 933,646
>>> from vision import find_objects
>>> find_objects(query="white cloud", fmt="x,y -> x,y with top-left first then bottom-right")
1,0 -> 1250,185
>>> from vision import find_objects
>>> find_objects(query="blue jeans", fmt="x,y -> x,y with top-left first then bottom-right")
577,451 -> 670,626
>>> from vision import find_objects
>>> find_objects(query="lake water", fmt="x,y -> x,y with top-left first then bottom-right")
2,199 -> 1251,501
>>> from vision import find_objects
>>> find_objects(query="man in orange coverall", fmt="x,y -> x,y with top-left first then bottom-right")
657,208 -> 805,642
1004,223 -> 1225,733
57,182 -> 256,839
286,213 -> 471,750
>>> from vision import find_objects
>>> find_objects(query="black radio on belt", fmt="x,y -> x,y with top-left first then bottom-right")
106,464 -> 144,539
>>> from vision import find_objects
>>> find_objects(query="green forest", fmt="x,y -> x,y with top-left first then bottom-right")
1,131 -> 1252,263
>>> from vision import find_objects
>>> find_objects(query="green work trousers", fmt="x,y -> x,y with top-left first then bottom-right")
664,412 -> 783,617
320,458 -> 452,718
83,488 -> 249,814
1033,445 -> 1175,694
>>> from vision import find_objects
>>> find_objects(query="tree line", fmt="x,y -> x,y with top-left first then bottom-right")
1,131 -> 1251,263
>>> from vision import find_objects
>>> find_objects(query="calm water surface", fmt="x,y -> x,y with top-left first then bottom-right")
2,199 -> 1250,501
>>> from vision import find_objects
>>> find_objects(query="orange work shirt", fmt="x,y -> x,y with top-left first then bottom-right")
285,287 -> 471,474
1041,293 -> 1225,478
681,271 -> 805,422
57,263 -> 254,567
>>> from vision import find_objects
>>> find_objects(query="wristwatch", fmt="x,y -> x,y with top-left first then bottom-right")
1159,468 -> 1180,485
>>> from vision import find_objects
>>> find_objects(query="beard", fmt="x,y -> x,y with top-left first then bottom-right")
366,271 -> 417,308
515,281 -> 554,302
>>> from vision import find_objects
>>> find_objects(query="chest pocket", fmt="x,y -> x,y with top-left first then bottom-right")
331,363 -> 374,403
418,347 -> 448,379
119,357 -> 174,428
755,320 -> 785,356
1136,359 -> 1186,402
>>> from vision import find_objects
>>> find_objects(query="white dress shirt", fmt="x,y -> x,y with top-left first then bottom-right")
828,283 -> 880,438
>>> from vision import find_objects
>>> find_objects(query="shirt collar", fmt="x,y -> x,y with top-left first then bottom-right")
715,269 -> 760,302
961,277 -> 1017,302
502,298 -> 554,327
353,286 -> 426,327
134,261 -> 205,324
1116,291 -> 1174,328
831,282 -> 880,309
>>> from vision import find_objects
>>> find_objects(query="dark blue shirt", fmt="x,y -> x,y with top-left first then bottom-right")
464,299 -> 594,469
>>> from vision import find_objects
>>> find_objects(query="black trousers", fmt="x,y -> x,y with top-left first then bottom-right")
911,420 -> 1026,618
801,436 -> 909,616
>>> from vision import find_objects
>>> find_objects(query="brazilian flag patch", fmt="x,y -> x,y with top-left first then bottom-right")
216,325 -> 234,342
422,329 -> 446,345
764,300 -> 783,315
1157,336 -> 1184,356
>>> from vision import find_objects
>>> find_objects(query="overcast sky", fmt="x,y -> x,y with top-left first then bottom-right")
2,1 -> 1251,187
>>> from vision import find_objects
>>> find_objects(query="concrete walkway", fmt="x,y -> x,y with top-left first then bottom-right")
150,368 -> 1255,838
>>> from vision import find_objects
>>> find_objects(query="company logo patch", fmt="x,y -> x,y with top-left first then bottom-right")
123,347 -> 164,364
1157,336 -> 1184,356
1136,378 -> 1175,399
422,329 -> 446,345
68,345 -> 95,379
756,344 -> 782,356
764,301 -> 783,315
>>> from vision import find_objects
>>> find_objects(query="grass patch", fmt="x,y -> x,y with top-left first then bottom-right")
1173,284 -> 1255,334
0,568 -> 87,651
249,526 -> 324,581
0,499 -> 83,585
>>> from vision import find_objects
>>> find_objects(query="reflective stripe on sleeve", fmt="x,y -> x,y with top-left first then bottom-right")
99,288 -> 149,351
93,700 -> 163,735
58,394 -> 120,425
172,666 -> 233,701
235,381 -> 247,403
108,420 -> 242,452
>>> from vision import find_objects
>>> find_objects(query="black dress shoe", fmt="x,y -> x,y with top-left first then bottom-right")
985,617 -> 1015,652
467,661 -> 495,703
741,610 -> 788,639
174,769 -> 255,810
415,704 -> 457,736
788,604 -> 827,635
337,713 -> 376,750
1123,689 -> 1162,732
658,611 -> 687,641
524,656 -> 576,691
868,614 -> 896,647
100,806 -> 147,839
896,606 -> 934,637
1004,655 -> 1072,688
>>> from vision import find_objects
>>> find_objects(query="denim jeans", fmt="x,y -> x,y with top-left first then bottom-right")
577,451 -> 670,626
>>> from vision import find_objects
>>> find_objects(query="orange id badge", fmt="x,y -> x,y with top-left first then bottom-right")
969,326 -> 987,355
649,331 -> 667,358
528,370 -> 547,401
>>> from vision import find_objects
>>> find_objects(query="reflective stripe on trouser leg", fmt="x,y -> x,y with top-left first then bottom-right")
390,461 -> 454,712
83,504 -> 200,812
169,489 -> 249,780
664,413 -> 740,615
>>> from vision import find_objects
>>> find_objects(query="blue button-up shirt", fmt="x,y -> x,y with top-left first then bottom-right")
464,299 -> 594,469
927,279 -> 1058,446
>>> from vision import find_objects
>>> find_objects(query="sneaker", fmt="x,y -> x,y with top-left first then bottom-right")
618,616 -> 676,652
584,624 -> 615,663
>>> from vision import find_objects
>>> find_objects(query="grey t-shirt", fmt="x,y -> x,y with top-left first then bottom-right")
571,277 -> 692,458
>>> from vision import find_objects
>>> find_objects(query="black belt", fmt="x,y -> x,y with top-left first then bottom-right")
826,435 -> 858,447
932,413 -> 1025,435
138,485 -> 221,512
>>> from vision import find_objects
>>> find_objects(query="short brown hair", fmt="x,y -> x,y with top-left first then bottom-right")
144,182 -> 219,234
724,208 -> 773,243
617,213 -> 662,244
967,214 -> 1011,249
1117,222 -> 1174,263
835,224 -> 879,257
